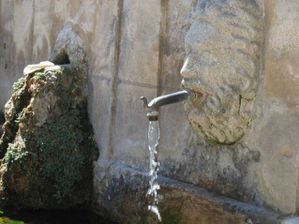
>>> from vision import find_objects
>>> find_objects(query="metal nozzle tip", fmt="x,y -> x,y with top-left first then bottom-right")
148,115 -> 159,121
140,96 -> 148,109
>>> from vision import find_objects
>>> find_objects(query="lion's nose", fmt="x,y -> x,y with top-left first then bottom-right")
180,57 -> 197,79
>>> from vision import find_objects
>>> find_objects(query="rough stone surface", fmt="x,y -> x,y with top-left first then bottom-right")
264,0 -> 299,107
1,0 -> 299,221
252,0 -> 299,213
118,0 -> 161,85
0,63 -> 98,209
50,24 -> 88,74
281,217 -> 299,224
93,162 -> 283,224
112,83 -> 154,165
253,112 -> 299,213
0,111 -> 4,136
158,0 -> 193,163
0,1 -> 31,110
181,0 -> 264,145
160,137 -> 261,204
0,23 -> 97,209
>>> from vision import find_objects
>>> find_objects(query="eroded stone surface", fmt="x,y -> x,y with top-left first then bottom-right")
93,162 -> 282,224
0,64 -> 97,209
281,217 -> 299,224
0,111 -> 4,136
2,0 -> 299,219
159,138 -> 261,204
181,0 -> 264,144
118,0 -> 161,86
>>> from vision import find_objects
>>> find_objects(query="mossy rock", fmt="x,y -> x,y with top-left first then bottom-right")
0,64 -> 98,209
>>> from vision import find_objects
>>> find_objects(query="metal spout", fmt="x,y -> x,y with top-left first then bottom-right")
140,90 -> 190,121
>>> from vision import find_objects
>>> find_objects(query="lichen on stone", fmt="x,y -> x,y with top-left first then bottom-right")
0,63 -> 98,209
181,0 -> 264,144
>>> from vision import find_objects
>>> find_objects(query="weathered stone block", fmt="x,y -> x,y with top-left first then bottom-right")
32,1 -> 65,61
0,0 -> 16,110
0,64 -> 97,209
89,0 -> 119,80
159,102 -> 190,162
112,83 -> 156,165
118,0 -> 161,86
93,162 -> 284,224
160,0 -> 193,92
264,0 -> 299,107
255,112 -> 299,213
181,0 -> 264,144
88,77 -> 112,160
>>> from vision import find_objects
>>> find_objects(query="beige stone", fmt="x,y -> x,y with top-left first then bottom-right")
181,0 -> 264,144
160,0 -> 193,92
89,0 -> 119,80
279,145 -> 294,158
88,77 -> 113,160
159,0 -> 193,162
23,61 -> 54,75
112,83 -> 155,165
264,0 -> 299,108
32,1 -> 64,61
0,0 -> 16,110
118,0 -> 161,86
93,162 -> 282,224
253,111 -> 299,213
1,0 -> 299,220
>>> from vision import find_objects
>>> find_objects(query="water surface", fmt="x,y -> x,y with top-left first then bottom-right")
0,208 -> 116,224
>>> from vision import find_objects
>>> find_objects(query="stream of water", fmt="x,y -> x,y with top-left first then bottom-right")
146,120 -> 162,222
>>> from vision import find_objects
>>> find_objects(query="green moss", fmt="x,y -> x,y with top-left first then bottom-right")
161,213 -> 182,224
35,108 -> 85,201
0,210 -> 24,224
4,143 -> 28,166
141,209 -> 183,224
33,72 -> 46,81
1,66 -> 96,209
0,217 -> 24,224
12,77 -> 26,93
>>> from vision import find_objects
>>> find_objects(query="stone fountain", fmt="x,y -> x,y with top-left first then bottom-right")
1,0 -> 299,224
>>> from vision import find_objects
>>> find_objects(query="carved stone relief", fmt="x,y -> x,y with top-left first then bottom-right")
181,0 -> 264,144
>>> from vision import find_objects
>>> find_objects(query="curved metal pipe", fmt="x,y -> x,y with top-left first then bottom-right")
140,90 -> 190,121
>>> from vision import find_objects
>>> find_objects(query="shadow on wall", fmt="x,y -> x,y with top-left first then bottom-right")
0,111 -> 4,136
1,20 -> 30,111
0,110 -> 4,137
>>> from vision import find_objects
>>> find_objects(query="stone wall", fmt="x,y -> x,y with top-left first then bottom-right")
1,0 -> 299,218
254,0 -> 299,213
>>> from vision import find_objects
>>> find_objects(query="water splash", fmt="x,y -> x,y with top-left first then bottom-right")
146,120 -> 162,222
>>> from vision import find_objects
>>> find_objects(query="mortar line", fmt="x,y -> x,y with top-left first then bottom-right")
106,0 -> 124,160
157,0 -> 168,97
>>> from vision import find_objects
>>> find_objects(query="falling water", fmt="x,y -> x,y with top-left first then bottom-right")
146,120 -> 162,222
